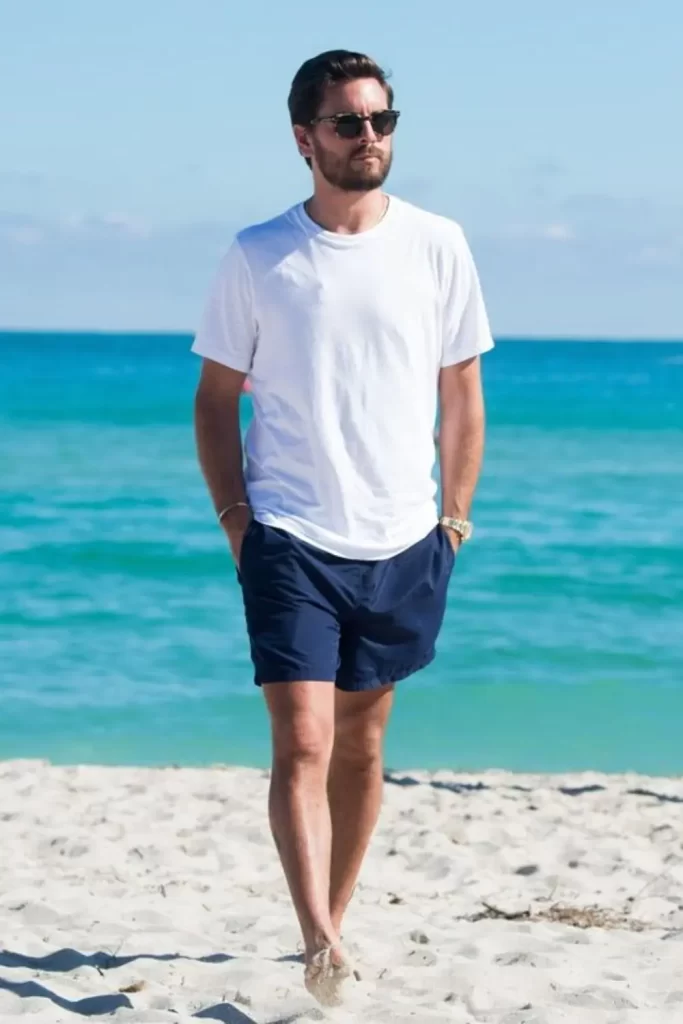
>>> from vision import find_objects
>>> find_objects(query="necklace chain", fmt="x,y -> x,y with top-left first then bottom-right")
305,194 -> 389,232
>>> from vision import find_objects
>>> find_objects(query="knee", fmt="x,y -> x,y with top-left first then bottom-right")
333,720 -> 384,771
271,713 -> 333,769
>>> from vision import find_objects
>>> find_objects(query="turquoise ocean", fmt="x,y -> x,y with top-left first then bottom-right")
1,332 -> 682,775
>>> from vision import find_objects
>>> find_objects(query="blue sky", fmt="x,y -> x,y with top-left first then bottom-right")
1,0 -> 681,337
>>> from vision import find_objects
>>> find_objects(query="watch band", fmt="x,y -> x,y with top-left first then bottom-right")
439,516 -> 473,542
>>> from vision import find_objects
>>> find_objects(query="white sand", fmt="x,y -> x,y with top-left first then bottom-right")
1,760 -> 682,1023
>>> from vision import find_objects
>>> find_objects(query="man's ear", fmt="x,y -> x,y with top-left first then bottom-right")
293,124 -> 313,161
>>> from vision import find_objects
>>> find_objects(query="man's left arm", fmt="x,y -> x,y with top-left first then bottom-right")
438,355 -> 486,552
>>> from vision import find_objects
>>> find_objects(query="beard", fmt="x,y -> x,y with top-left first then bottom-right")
312,138 -> 392,192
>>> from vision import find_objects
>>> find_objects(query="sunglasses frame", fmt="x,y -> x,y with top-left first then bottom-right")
309,109 -> 401,139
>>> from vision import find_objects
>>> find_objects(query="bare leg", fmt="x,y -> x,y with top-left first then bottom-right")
328,684 -> 394,935
263,681 -> 351,1006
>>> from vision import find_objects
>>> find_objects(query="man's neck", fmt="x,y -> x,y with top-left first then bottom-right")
304,188 -> 388,235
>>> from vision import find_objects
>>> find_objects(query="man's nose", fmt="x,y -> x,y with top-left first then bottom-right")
359,117 -> 378,142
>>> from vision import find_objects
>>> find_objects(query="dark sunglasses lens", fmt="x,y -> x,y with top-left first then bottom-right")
334,115 -> 364,139
371,111 -> 398,136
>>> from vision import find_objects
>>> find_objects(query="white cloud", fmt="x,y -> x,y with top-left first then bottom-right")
99,212 -> 150,238
541,222 -> 575,242
57,212 -> 151,239
496,222 -> 576,242
1,211 -> 152,245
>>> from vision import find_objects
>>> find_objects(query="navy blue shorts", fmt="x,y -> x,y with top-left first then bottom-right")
237,522 -> 454,691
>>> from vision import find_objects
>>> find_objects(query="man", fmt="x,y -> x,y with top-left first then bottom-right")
192,50 -> 493,1006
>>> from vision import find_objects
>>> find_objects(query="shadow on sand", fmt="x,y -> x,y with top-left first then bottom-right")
384,772 -> 683,805
0,947 -> 315,1022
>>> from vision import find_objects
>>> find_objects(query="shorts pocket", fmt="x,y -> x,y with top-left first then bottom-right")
439,525 -> 457,572
237,518 -> 258,577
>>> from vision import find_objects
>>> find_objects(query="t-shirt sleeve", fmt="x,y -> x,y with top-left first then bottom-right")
190,239 -> 257,373
441,229 -> 495,367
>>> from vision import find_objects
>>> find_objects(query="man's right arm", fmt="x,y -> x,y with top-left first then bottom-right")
194,357 -> 251,565
191,237 -> 257,564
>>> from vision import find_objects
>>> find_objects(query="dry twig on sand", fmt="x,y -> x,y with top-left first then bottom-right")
469,901 -> 650,932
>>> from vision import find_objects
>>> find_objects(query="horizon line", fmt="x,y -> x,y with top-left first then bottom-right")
1,327 -> 683,345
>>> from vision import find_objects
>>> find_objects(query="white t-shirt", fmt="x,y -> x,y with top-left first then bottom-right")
192,196 -> 494,560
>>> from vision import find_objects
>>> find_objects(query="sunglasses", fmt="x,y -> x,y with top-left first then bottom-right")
310,109 -> 400,140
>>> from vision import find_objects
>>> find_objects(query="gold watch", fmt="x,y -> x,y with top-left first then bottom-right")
439,516 -> 473,542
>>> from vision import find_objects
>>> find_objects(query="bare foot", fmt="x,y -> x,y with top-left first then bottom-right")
339,934 -> 363,981
304,944 -> 353,1007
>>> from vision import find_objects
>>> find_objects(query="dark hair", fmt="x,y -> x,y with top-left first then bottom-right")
288,49 -> 393,127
